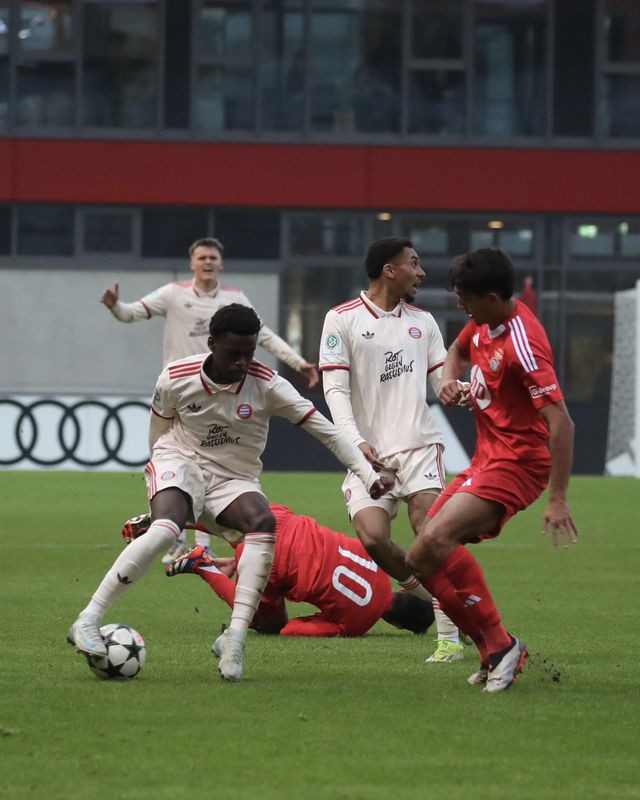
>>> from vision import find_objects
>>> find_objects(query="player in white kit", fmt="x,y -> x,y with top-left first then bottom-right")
100,237 -> 319,561
68,304 -> 390,682
319,237 -> 465,663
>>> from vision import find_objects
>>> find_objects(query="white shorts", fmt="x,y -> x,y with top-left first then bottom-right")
144,452 -> 265,542
342,444 -> 445,520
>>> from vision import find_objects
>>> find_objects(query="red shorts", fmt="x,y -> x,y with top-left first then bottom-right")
427,461 -> 549,539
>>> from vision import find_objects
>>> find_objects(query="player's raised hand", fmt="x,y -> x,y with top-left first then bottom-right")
100,282 -> 120,309
541,499 -> 579,548
359,441 -> 385,470
300,362 -> 320,389
369,473 -> 394,500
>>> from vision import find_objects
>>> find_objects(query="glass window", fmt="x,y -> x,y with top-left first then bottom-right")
82,209 -> 133,253
290,215 -> 363,257
0,205 -> 10,254
606,0 -> 640,63
569,219 -> 640,259
17,205 -> 74,255
602,74 -> 640,137
0,2 -> 8,127
197,0 -> 253,60
411,0 -> 464,60
473,0 -> 547,136
260,0 -> 305,131
19,1 -> 73,53
82,2 -> 158,128
17,62 -> 75,125
469,220 -> 535,258
552,0 -> 595,137
142,207 -> 208,258
194,65 -> 254,130
163,0 -> 191,128
310,1 -> 401,133
408,70 -> 465,134
215,209 -> 280,259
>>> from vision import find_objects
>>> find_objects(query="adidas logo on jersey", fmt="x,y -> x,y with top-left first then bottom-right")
424,472 -> 437,480
186,402 -> 202,412
184,302 -> 193,308
361,331 -> 375,339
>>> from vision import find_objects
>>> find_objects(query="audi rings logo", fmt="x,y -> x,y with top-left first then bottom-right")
1,397 -> 150,468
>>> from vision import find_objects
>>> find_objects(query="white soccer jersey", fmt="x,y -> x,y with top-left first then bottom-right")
111,278 -> 305,370
149,354 -> 378,490
319,291 -> 446,459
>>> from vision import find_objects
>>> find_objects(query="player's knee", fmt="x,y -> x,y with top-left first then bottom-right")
248,507 -> 276,534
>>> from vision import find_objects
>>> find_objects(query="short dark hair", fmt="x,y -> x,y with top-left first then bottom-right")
209,303 -> 261,338
448,248 -> 515,300
365,237 -> 414,280
381,592 -> 435,635
189,237 -> 224,257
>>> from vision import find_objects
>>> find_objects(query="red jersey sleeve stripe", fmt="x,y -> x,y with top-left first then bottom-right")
151,407 -> 175,420
427,360 -> 445,374
509,317 -> 539,373
319,365 -> 350,372
249,360 -> 275,377
168,359 -> 205,372
295,408 -> 317,426
332,298 -> 362,313
140,300 -> 152,319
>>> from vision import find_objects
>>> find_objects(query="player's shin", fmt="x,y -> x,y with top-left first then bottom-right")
81,520 -> 181,619
228,532 -> 276,638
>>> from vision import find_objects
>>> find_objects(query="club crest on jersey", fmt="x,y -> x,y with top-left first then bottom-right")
489,348 -> 504,372
236,403 -> 253,420
321,332 -> 343,356
161,471 -> 176,480
408,326 -> 422,339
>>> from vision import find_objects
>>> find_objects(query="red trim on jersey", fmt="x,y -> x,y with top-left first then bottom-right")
435,443 -> 446,487
295,408 -> 318,426
168,368 -> 202,382
145,462 -> 157,497
319,364 -> 350,372
359,293 -> 381,319
219,284 -> 243,293
427,360 -> 445,374
200,375 -> 214,394
402,302 -> 425,313
150,407 -> 174,420
168,359 -> 204,373
176,280 -> 191,287
247,360 -> 275,381
332,297 -> 362,313
234,376 -> 247,394
140,300 -> 152,319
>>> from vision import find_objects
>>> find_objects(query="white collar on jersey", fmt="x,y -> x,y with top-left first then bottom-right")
487,323 -> 506,339
360,290 -> 402,318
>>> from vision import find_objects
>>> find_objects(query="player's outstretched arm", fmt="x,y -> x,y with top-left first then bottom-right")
539,401 -> 579,548
99,281 -> 151,323
437,339 -> 471,406
258,324 -> 319,387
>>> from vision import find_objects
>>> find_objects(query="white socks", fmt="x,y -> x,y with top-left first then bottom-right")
433,598 -> 460,644
81,519 -> 181,619
228,532 -> 275,637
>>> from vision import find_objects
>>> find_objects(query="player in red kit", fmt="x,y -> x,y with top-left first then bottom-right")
123,505 -> 435,637
407,248 -> 579,693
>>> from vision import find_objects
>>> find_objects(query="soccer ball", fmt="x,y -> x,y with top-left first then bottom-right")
86,623 -> 147,680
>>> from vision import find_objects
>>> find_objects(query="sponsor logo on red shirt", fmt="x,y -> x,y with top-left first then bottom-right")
529,383 -> 557,399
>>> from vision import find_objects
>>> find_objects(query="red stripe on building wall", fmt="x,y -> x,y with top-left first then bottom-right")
0,139 -> 638,213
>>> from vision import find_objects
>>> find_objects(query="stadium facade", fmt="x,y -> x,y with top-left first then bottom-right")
2,0 -> 640,473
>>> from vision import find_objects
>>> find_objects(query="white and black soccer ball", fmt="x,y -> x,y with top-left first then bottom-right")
86,623 -> 147,680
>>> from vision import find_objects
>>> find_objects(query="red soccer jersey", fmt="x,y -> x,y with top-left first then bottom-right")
457,300 -> 564,467
239,505 -> 393,634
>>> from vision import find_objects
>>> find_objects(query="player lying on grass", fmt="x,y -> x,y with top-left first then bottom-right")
68,304 -> 392,683
122,504 -> 435,638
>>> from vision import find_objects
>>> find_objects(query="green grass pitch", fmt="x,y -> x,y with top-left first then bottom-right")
1,470 -> 639,800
